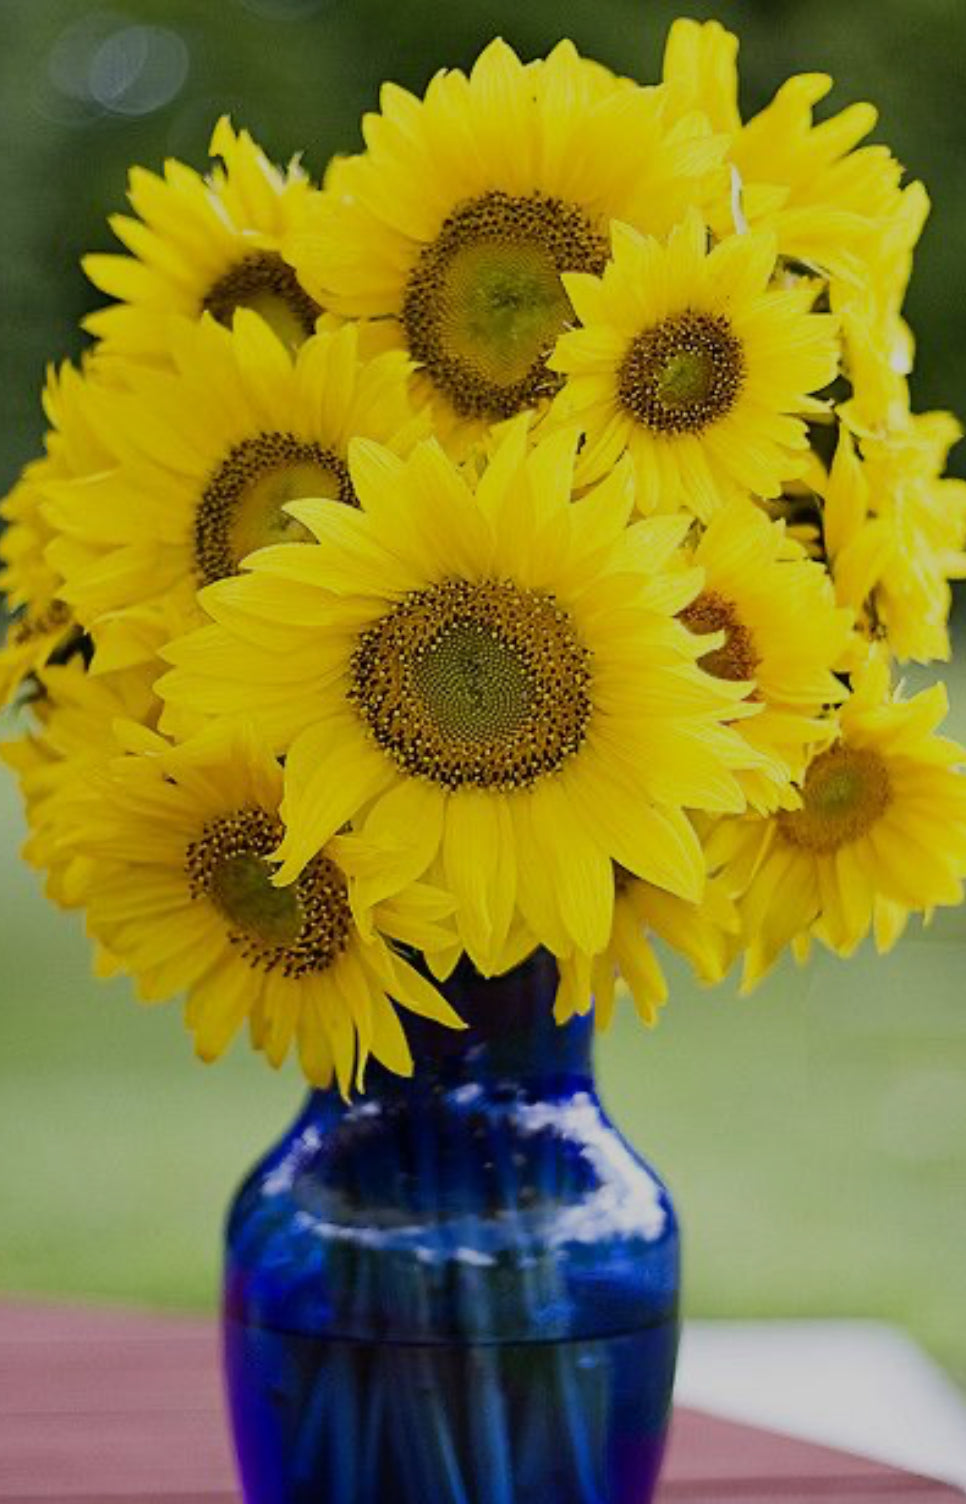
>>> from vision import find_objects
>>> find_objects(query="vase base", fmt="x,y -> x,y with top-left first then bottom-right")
225,1316 -> 675,1504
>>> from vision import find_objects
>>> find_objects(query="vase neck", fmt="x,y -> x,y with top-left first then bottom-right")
311,949 -> 594,1107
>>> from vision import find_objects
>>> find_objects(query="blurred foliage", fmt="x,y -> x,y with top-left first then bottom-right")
2,0 -> 966,497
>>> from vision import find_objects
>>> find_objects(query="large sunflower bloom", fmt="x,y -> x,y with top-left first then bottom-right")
548,214 -> 840,516
707,660 -> 966,987
160,423 -> 766,973
66,725 -> 462,1093
43,315 -> 417,671
286,39 -> 724,448
679,498 -> 853,807
83,117 -> 321,362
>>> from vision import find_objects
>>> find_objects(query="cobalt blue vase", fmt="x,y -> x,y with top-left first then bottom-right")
223,949 -> 680,1504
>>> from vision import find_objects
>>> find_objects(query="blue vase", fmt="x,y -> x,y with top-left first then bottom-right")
223,949 -> 680,1504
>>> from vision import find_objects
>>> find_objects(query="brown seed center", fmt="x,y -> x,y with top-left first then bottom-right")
679,590 -> 760,682
778,744 -> 891,853
349,578 -> 592,790
402,191 -> 608,422
202,251 -> 321,347
618,311 -> 745,435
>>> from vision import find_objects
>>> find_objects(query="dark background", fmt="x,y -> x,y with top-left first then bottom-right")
2,0 -> 966,496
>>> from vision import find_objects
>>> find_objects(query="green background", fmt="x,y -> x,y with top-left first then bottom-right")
1,0 -> 965,1393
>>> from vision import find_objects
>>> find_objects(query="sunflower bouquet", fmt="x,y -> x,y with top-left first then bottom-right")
3,18 -> 966,1099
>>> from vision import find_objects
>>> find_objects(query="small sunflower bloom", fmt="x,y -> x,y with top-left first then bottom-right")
548,215 -> 840,517
555,865 -> 739,1027
287,38 -> 724,449
822,419 -> 966,664
679,498 -> 853,807
83,117 -> 321,362
708,661 -> 966,987
66,725 -> 462,1093
662,18 -> 927,299
159,423 -> 767,973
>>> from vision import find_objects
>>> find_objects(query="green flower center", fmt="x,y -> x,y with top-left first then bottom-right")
202,251 -> 321,347
618,311 -> 745,435
194,433 -> 355,585
402,191 -> 608,422
349,578 -> 592,790
778,745 -> 891,853
186,807 -> 353,976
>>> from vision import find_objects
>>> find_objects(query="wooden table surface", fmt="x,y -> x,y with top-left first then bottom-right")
0,1300 -> 962,1503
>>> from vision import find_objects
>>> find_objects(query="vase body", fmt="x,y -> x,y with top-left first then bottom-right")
223,951 -> 680,1504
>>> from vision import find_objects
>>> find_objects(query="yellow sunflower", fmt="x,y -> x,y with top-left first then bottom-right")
679,497 -> 853,807
159,422 -> 767,973
707,659 -> 966,987
822,418 -> 966,664
42,315 -> 418,671
83,117 -> 321,361
548,214 -> 840,516
1,657 -> 160,909
0,358 -> 126,707
555,864 -> 739,1027
65,724 -> 462,1093
662,18 -> 927,300
286,38 -> 724,448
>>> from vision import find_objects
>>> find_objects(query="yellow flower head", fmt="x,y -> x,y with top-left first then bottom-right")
286,39 -> 724,448
1,657 -> 160,909
42,315 -> 418,671
64,723 -> 462,1093
159,422 -> 767,972
822,418 -> 966,664
0,358 -> 125,708
555,863 -> 739,1028
680,498 -> 853,808
83,117 -> 321,362
662,18 -> 927,300
548,214 -> 840,516
708,659 -> 966,987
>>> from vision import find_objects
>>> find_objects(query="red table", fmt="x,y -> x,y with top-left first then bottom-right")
0,1300 -> 961,1503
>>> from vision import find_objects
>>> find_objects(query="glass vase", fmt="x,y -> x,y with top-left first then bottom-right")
223,949 -> 680,1504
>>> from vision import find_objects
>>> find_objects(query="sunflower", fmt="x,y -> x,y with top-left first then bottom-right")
0,358 -> 125,707
679,497 -> 853,807
707,660 -> 966,987
821,418 -> 966,664
547,214 -> 840,516
42,315 -> 417,670
63,724 -> 462,1092
159,421 -> 770,974
661,18 -> 927,300
0,657 -> 161,909
286,38 -> 724,449
83,117 -> 321,362
554,863 -> 739,1027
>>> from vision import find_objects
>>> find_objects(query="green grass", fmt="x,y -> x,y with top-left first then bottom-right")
2,708 -> 965,1392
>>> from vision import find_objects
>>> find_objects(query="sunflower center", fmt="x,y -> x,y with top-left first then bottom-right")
186,807 -> 353,976
202,251 -> 321,347
678,590 -> 759,682
194,433 -> 355,585
778,745 -> 891,853
618,311 -> 745,435
402,191 -> 608,422
349,578 -> 592,790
